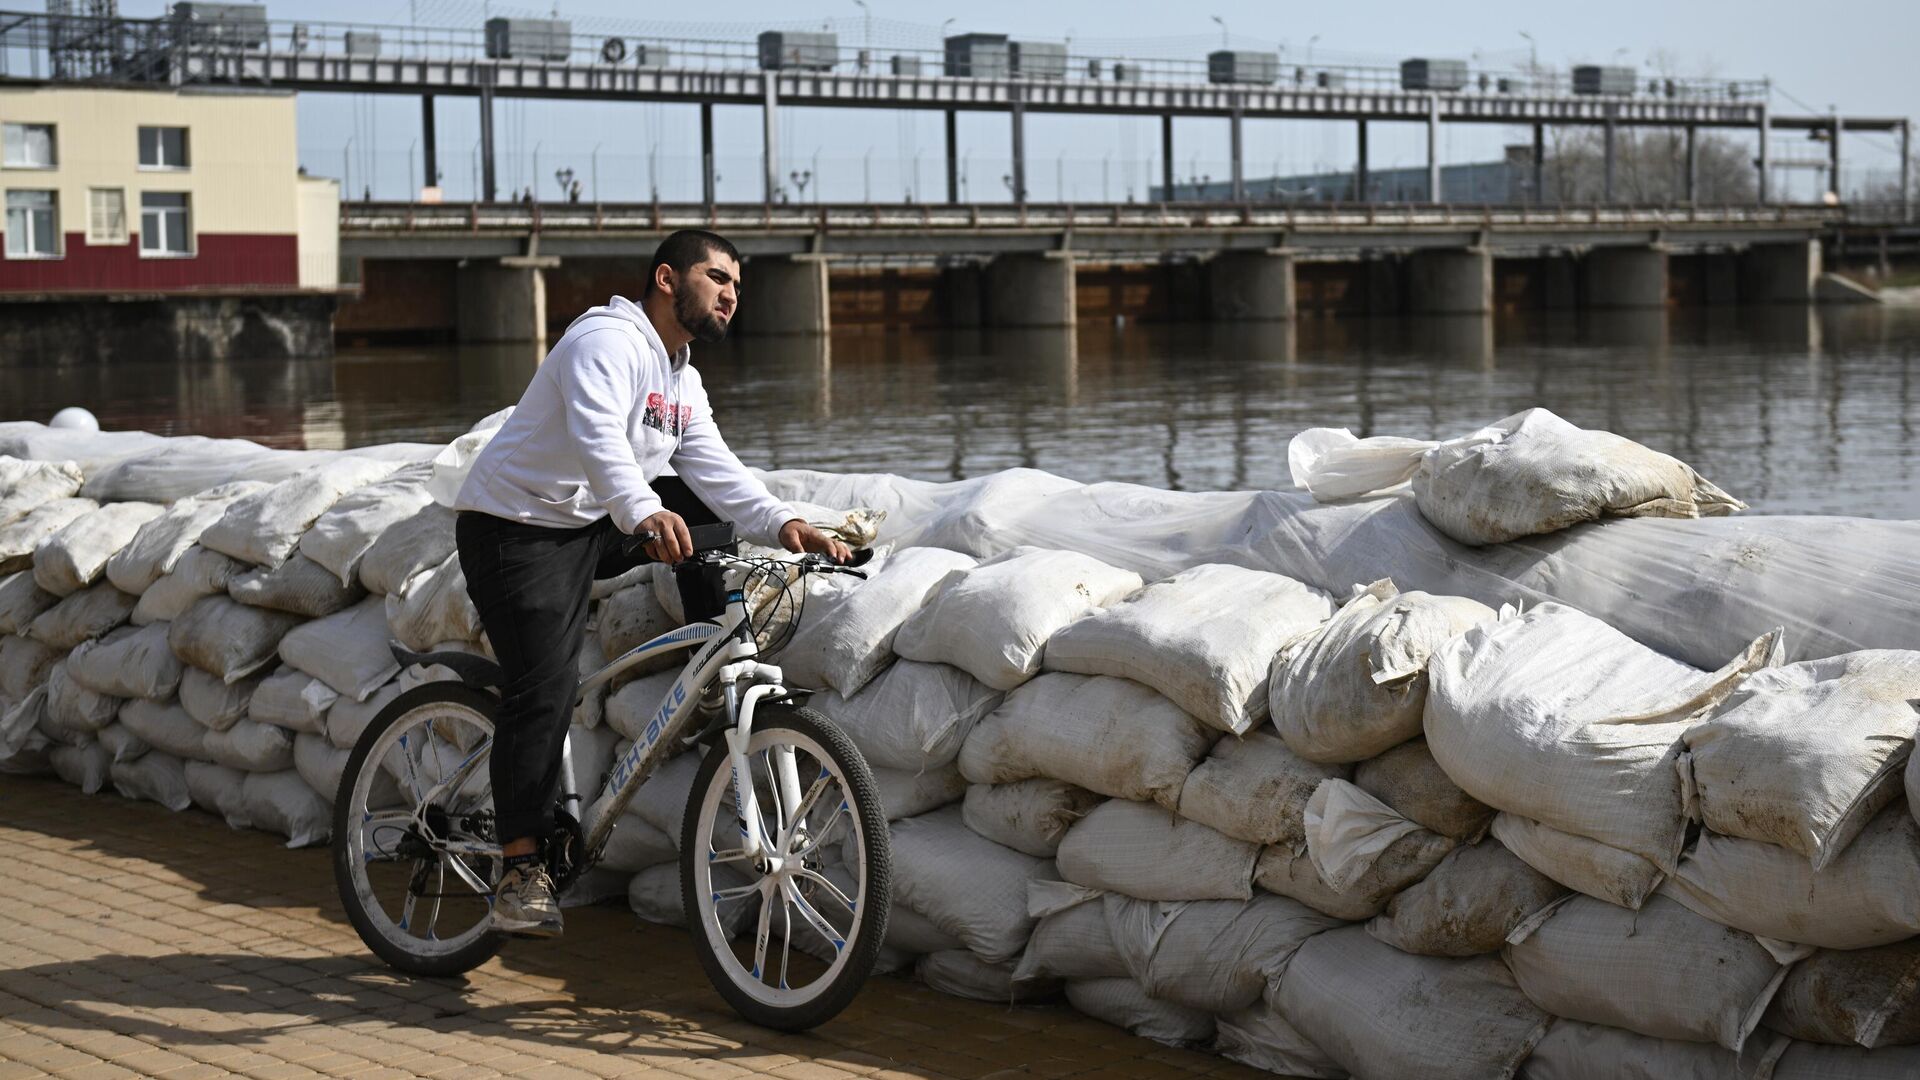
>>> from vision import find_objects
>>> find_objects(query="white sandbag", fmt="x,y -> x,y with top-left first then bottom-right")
572,636 -> 607,730
117,698 -> 206,761
31,501 -> 164,597
1214,1002 -> 1347,1080
1504,894 -> 1794,1051
1106,893 -> 1342,1014
1763,939 -> 1920,1050
26,582 -> 134,650
1254,828 -> 1456,921
1273,580 -> 1495,762
169,595 -> 302,684
810,659 -> 1000,772
202,719 -> 295,773
1769,1042 -> 1920,1079
1663,805 -> 1920,951
97,722 -> 148,764
0,427 -> 165,479
1368,840 -> 1571,957
239,770 -> 331,847
961,780 -> 1102,858
915,951 -> 1028,1004
0,571 -> 57,633
358,503 -> 457,595
1014,881 -> 1128,983
104,481 -> 267,596
278,597 -> 401,701
1289,408 -> 1744,545
629,749 -> 704,845
893,547 -> 1141,690
1353,737 -> 1495,843
889,806 -> 1059,963
1492,812 -> 1669,910
625,861 -> 758,938
1306,779 -> 1456,894
132,546 -> 246,625
110,749 -> 191,810
1064,978 -> 1216,1048
567,721 -> 619,800
1277,925 -> 1550,1080
325,681 -> 402,751
178,666 -> 263,733
32,672 -> 93,747
1519,1020 -> 1789,1080
1911,754 -> 1919,831
598,812 -> 678,873
1685,650 -> 1920,869
183,760 -> 247,821
199,456 -> 402,569
885,901 -> 966,955
0,497 -> 96,574
0,456 -> 83,527
249,669 -> 339,735
594,580 -> 680,675
957,672 -> 1215,812
1426,602 -> 1776,873
0,685 -> 47,758
1056,799 -> 1257,902
0,633 -> 58,700
603,669 -> 680,744
45,661 -> 119,736
385,554 -> 480,651
66,623 -> 183,701
780,546 -> 976,696
299,462 -> 435,587
293,732 -> 396,808
426,408 -> 510,508
228,554 -> 366,618
1044,563 -> 1333,734
873,763 -> 967,820
49,740 -> 111,794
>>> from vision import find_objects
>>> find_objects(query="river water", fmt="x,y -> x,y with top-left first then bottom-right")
5,305 -> 1918,517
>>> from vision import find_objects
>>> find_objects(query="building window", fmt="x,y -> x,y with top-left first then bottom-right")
138,126 -> 189,170
140,192 -> 191,255
5,190 -> 60,257
2,123 -> 56,169
88,188 -> 127,244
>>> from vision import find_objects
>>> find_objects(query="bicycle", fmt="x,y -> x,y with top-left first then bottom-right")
330,522 -> 891,1031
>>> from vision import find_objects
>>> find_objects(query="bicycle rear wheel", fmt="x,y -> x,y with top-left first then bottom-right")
681,705 -> 891,1031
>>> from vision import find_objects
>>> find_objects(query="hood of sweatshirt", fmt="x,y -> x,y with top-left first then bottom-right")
564,294 -> 690,371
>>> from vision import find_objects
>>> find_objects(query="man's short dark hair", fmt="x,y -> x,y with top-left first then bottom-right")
645,230 -> 739,296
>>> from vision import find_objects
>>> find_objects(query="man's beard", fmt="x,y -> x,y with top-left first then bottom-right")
674,288 -> 729,344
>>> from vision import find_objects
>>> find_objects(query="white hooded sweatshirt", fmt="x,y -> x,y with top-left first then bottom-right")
453,295 -> 796,546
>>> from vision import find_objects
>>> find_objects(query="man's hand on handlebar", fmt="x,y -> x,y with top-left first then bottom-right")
779,518 -> 852,565
636,509 -> 694,564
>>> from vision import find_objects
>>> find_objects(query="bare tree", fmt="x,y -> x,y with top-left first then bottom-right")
1534,126 -> 1756,204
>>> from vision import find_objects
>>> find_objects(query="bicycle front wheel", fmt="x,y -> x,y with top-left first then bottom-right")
682,705 -> 891,1031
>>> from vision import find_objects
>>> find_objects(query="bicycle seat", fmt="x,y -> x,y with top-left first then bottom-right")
389,641 -> 505,690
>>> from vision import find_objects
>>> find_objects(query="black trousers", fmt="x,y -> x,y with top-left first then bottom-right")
456,477 -> 720,844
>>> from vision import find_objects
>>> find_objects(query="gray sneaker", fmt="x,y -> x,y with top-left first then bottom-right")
493,864 -> 563,938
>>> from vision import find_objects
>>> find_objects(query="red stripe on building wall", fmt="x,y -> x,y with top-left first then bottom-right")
0,232 -> 299,292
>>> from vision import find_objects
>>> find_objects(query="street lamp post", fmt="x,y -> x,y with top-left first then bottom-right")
591,143 -> 600,201
1210,15 -> 1226,49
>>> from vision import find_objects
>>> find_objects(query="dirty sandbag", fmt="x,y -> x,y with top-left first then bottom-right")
1354,738 -> 1496,843
110,749 -> 191,811
916,951 -> 1037,1004
32,501 -> 164,597
27,582 -> 134,650
627,749 -> 704,845
385,554 -> 481,651
299,462 -> 435,587
49,740 -> 111,795
178,665 -> 264,733
202,719 -> 295,773
1518,1019 -> 1790,1080
105,481 -> 269,596
425,407 -> 512,508
1504,894 -> 1797,1052
1254,828 -> 1455,921
0,633 -> 58,701
117,698 -> 206,761
1045,563 -> 1333,735
602,669 -> 679,745
228,554 -> 367,618
595,579 -> 678,672
248,669 -> 339,735
1278,926 -> 1549,1080
812,659 -> 1000,772
0,456 -> 83,527
1288,408 -> 1745,546
66,622 -> 183,701
893,547 -> 1142,691
1685,650 -> 1920,870
780,546 -> 976,697
1769,1043 -> 1920,1079
1104,893 -> 1342,1014
1013,881 -> 1126,984
1763,939 -> 1920,1050
170,595 -> 302,684
358,502 -> 457,596
200,456 -> 404,569
957,672 -> 1215,813
1178,730 -> 1348,849
325,681 -> 402,751
596,810 -> 677,873
1065,978 -> 1216,1048
96,721 -> 147,764
0,497 -> 98,575
889,806 -> 1060,964
278,597 -> 400,701
0,686 -> 48,759
872,762 -> 967,820
1213,1002 -> 1347,1080
1491,812 -> 1668,910
1305,779 -> 1454,894
45,660 -> 119,736
885,901 -> 966,956
1367,839 -> 1570,958
293,731 -> 399,808
1426,602 -> 1777,874
0,572 -> 57,634
1271,579 -> 1495,763
239,770 -> 331,847
1662,805 -> 1920,952
133,546 -> 247,626
1056,799 -> 1258,903
962,780 -> 1103,859
625,861 -> 758,937
183,759 -> 247,821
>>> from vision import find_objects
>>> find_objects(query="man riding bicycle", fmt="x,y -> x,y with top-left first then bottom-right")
452,229 -> 850,938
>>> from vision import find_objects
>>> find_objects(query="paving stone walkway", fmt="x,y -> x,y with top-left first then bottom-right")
0,776 -> 1270,1080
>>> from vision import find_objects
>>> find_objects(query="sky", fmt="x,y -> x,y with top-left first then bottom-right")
114,0 -> 1920,204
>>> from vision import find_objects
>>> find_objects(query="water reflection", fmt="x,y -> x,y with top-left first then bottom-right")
3,306 -> 1918,517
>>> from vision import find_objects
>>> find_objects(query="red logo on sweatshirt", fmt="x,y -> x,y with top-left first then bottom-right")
643,393 -> 692,436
